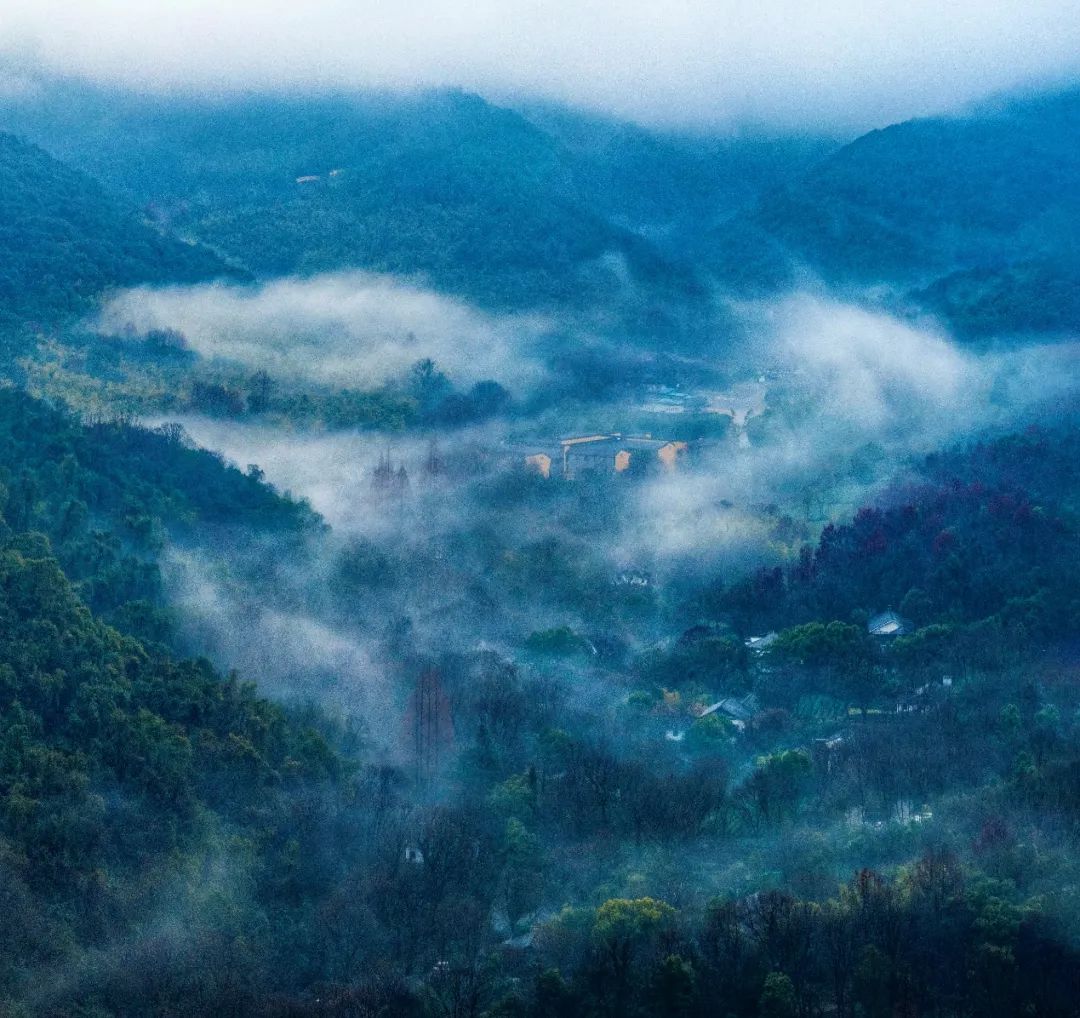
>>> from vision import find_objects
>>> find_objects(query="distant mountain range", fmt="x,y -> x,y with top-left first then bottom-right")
0,80 -> 829,343
705,88 -> 1080,338
1,76 -> 1077,343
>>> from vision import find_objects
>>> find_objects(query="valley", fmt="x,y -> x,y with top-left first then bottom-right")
0,49 -> 1076,1018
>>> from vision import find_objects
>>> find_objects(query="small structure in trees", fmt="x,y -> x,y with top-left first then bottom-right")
867,610 -> 912,637
813,733 -> 845,773
698,693 -> 760,724
512,434 -> 690,479
745,632 -> 778,653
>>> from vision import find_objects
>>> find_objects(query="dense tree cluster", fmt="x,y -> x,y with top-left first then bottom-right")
0,380 -> 1076,1017
721,426 -> 1080,641
0,387 -> 317,638
0,132 -> 234,331
0,88 -> 718,326
501,859 -> 1080,1018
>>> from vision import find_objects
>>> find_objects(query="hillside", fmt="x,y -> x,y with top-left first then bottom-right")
719,424 -> 1080,636
0,133 -> 237,332
706,89 -> 1080,337
0,386 -> 318,640
0,523 -> 350,1015
4,78 -> 1078,342
3,390 -> 1080,1016
0,389 -> 348,1013
514,102 -> 835,248
916,253 -> 1080,339
0,82 -> 826,338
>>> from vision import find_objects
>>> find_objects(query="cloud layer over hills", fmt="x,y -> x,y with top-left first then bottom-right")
3,1 -> 1080,129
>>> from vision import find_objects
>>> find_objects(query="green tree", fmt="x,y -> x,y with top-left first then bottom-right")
744,750 -> 812,826
592,897 -> 677,1014
759,971 -> 796,1018
649,954 -> 698,1017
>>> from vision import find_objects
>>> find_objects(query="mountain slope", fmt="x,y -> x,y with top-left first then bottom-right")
0,523 -> 345,1015
706,88 -> 1080,337
0,86 -> 699,316
181,93 -> 693,312
0,387 -> 356,1013
915,252 -> 1080,339
0,133 -> 237,330
0,386 -> 318,641
515,102 -> 836,247
0,82 -> 824,342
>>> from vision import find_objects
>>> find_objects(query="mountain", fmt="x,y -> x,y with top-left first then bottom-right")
705,88 -> 1080,337
0,132 -> 237,333
5,75 -> 1078,342
915,251 -> 1080,339
0,387 -> 317,639
0,80 -> 826,340
0,388 -> 361,1013
514,102 -> 835,249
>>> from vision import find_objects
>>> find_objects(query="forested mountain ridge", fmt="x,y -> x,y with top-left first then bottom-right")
724,426 -> 1080,627
0,87 -> 686,313
0,387 -> 351,1013
0,514 -> 350,1015
509,101 -> 835,248
0,132 -> 238,332
4,78 -> 1079,342
705,88 -> 1080,337
0,82 -> 824,330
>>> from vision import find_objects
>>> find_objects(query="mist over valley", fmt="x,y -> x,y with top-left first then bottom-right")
0,18 -> 1078,1017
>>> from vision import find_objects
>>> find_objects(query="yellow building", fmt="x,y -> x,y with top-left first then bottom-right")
518,434 -> 688,479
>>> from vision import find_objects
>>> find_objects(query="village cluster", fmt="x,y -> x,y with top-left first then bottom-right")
369,431 -> 694,496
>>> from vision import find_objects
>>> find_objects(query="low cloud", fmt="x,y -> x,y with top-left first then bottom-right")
761,294 -> 977,436
144,290 -> 1078,702
620,293 -> 1080,564
3,1 -> 1080,130
96,271 -> 552,392
162,546 -> 396,724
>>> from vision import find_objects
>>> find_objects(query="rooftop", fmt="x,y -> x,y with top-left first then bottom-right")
867,610 -> 913,637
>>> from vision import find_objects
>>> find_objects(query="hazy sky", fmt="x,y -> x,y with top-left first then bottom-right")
2,1 -> 1079,128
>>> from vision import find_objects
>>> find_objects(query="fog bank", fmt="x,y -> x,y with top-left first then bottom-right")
4,1 -> 1080,129
97,272 -> 552,392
